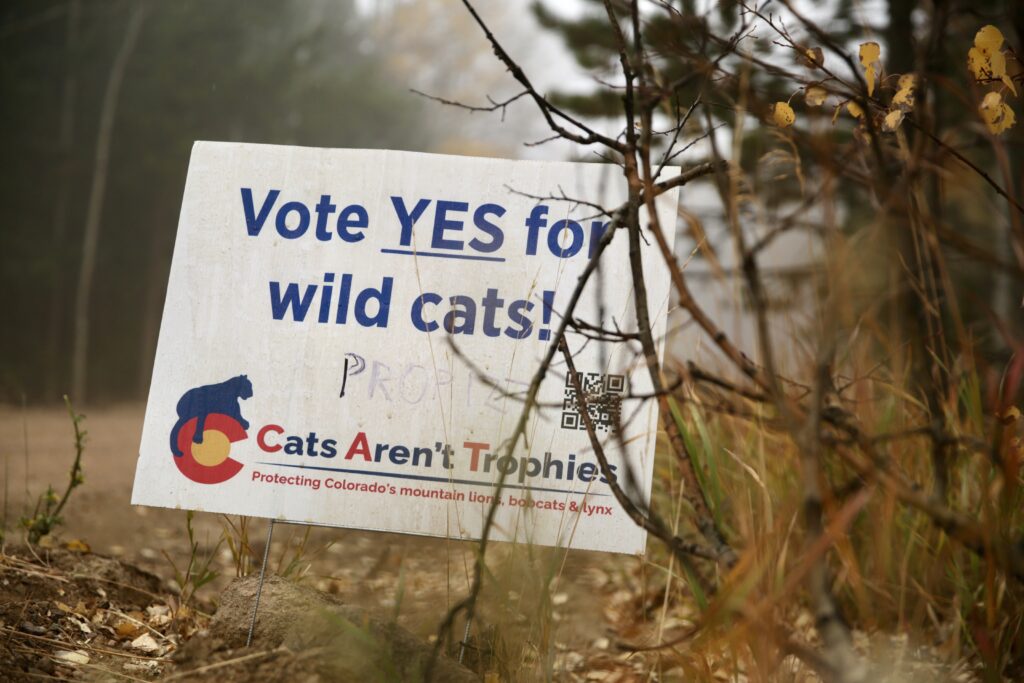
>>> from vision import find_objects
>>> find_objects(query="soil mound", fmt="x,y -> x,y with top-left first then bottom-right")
197,574 -> 477,682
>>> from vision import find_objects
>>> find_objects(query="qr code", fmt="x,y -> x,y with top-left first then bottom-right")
562,372 -> 625,433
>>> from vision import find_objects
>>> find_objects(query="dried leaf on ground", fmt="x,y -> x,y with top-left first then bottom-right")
64,539 -> 91,553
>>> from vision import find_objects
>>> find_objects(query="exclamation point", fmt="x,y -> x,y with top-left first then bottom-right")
538,290 -> 555,341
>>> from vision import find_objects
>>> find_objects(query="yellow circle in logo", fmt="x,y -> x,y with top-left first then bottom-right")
191,430 -> 231,467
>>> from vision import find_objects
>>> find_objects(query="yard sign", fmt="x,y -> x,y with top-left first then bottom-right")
132,142 -> 677,554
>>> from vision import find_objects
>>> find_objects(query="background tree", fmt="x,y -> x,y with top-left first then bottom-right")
533,0 -> 1024,373
0,0 -> 428,404
424,2 -> 1024,679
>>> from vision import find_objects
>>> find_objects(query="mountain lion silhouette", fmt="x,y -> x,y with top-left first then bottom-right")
170,375 -> 253,457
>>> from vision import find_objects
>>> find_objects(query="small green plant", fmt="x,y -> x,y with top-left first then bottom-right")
221,515 -> 327,580
20,395 -> 86,544
163,510 -> 222,607
275,524 -> 319,579
221,514 -> 256,576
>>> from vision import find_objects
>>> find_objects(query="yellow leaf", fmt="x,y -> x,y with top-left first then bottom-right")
968,46 -> 989,81
859,42 -> 881,97
989,49 -> 1007,78
803,47 -> 824,68
991,50 -> 1017,95
846,101 -> 865,119
772,101 -> 796,127
805,86 -> 828,107
64,538 -> 90,553
968,25 -> 1017,95
980,91 -> 1017,133
975,25 -> 1005,54
1000,405 -> 1021,424
892,74 -> 917,109
883,108 -> 905,131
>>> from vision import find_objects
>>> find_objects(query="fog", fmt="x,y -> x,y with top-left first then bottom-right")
0,0 -> 810,404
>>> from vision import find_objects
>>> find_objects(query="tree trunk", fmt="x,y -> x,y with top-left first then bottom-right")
44,0 -> 80,402
70,1 -> 147,403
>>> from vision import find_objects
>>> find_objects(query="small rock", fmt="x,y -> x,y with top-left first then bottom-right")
53,650 -> 90,665
20,622 -> 47,636
131,632 -> 160,653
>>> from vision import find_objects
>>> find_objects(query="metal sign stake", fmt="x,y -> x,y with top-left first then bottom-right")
246,518 -> 275,647
458,614 -> 473,663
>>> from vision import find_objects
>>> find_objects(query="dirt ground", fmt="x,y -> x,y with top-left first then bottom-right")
0,404 -> 664,680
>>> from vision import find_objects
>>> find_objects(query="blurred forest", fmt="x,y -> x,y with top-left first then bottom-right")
0,0 -> 472,404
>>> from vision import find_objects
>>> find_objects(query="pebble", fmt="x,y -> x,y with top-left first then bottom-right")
20,621 -> 47,636
53,650 -> 90,665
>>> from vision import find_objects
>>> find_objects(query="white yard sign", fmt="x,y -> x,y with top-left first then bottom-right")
132,142 -> 676,554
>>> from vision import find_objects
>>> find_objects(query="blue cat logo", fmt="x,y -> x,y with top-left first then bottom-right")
169,375 -> 253,484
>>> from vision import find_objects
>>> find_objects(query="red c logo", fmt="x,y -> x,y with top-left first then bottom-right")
174,413 -> 247,484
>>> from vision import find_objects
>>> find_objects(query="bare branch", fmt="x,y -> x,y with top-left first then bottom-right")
410,88 -> 529,122
459,0 -> 628,153
559,337 -> 720,565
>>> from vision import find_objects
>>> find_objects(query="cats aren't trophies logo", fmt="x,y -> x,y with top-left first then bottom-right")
169,375 -> 253,484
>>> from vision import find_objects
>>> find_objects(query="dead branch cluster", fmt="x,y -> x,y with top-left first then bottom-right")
422,2 -> 1024,681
